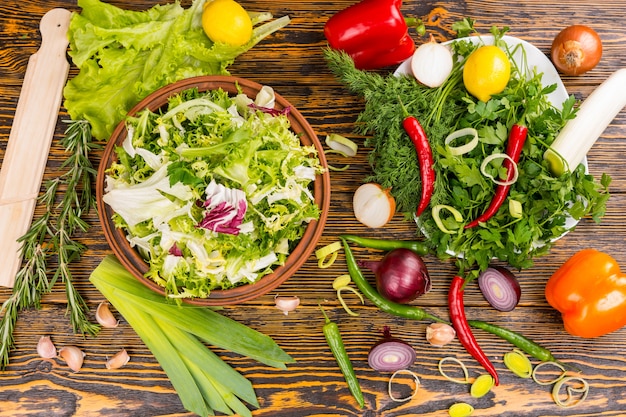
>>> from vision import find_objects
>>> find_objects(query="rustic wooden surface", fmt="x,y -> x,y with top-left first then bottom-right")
1,0 -> 625,416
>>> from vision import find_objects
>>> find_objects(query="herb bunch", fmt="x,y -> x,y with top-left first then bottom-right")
0,120 -> 100,369
325,24 -> 610,277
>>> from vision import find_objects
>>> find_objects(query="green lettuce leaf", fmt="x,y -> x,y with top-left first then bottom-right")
64,0 -> 289,140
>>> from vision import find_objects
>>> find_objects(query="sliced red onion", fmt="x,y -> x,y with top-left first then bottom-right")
368,327 -> 416,372
478,266 -> 521,312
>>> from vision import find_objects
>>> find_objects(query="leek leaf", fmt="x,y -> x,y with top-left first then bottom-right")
91,256 -> 294,368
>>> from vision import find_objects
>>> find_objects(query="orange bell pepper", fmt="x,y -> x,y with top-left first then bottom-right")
545,249 -> 626,338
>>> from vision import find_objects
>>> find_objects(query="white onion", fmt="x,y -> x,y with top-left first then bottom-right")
410,36 -> 454,88
352,183 -> 396,228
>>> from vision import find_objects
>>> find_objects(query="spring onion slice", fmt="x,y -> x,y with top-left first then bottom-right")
432,205 -> 464,234
332,274 -> 352,290
333,275 -> 363,316
470,374 -> 494,398
326,159 -> 351,171
480,153 -> 519,186
438,356 -> 470,384
509,199 -> 523,218
325,134 -> 358,157
388,369 -> 421,402
504,349 -> 533,378
444,128 -> 479,156
448,402 -> 474,417
316,241 -> 342,268
531,361 -> 568,386
552,376 -> 590,408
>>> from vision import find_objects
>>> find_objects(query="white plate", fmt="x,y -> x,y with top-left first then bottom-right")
395,35 -> 569,105
396,35 -> 585,256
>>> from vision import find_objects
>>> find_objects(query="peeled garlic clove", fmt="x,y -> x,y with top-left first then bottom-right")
106,349 -> 130,370
37,336 -> 57,359
426,323 -> 456,347
275,295 -> 300,315
58,346 -> 85,372
95,301 -> 119,328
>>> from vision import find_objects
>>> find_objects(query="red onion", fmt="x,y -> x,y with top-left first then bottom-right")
358,248 -> 431,304
478,266 -> 521,312
368,326 -> 416,372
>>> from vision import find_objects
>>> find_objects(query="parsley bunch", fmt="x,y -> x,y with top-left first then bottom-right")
324,26 -> 610,277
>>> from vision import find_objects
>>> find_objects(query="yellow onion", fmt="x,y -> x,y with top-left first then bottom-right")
551,25 -> 602,76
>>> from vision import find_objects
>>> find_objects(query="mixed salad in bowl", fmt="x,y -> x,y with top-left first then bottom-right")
99,78 -> 327,301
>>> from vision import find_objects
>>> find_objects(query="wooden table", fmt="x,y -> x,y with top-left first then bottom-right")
1,1 -> 625,416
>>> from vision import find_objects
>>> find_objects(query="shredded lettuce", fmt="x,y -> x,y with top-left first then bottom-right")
64,0 -> 290,140
103,87 -> 324,298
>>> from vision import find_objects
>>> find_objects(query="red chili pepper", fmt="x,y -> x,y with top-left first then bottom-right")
324,0 -> 418,70
448,275 -> 500,385
402,115 -> 435,216
465,124 -> 528,228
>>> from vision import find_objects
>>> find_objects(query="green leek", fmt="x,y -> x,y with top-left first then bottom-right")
90,255 -> 294,417
544,68 -> 626,176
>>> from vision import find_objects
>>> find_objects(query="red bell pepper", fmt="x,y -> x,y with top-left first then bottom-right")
324,0 -> 420,70
348,34 -> 416,70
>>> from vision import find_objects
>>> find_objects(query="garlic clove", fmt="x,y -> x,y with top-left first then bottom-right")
95,301 -> 119,328
58,346 -> 86,372
426,323 -> 456,347
37,336 -> 57,359
274,295 -> 300,315
106,348 -> 130,370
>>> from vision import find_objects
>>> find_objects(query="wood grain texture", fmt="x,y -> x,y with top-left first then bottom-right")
1,0 -> 626,416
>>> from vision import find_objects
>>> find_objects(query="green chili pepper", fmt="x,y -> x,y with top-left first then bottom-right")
467,320 -> 577,371
340,238 -> 446,323
340,234 -> 430,256
319,304 -> 365,408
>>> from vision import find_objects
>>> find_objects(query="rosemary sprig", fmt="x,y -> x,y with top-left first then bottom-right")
0,119 -> 100,369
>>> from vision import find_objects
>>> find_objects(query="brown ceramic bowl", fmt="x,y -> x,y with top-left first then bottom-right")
96,76 -> 330,305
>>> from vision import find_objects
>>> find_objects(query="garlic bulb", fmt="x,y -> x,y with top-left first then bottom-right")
37,336 -> 57,359
95,301 -> 119,328
106,349 -> 130,370
410,35 -> 454,88
58,346 -> 85,372
426,323 -> 456,347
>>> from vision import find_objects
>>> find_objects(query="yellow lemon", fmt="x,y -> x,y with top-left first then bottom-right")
463,45 -> 511,102
202,0 -> 252,46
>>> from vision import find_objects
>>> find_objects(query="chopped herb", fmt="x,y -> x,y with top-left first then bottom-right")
325,25 -> 610,277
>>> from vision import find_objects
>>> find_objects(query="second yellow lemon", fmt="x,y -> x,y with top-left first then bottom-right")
463,45 -> 511,102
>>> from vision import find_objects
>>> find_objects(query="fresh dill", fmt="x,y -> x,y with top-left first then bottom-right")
324,28 -> 610,277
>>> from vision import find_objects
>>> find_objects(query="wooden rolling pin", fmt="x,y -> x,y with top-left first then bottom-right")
0,8 -> 72,288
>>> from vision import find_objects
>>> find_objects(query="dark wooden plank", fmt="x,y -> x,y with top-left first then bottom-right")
1,0 -> 626,416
